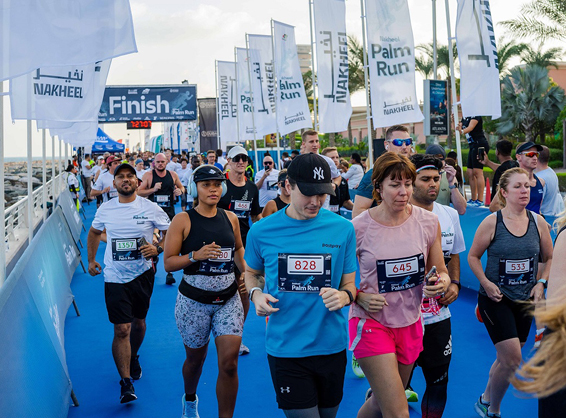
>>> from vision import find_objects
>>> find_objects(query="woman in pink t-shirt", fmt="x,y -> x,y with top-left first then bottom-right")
350,152 -> 449,418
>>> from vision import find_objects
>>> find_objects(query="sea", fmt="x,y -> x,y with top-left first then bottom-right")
4,157 -> 48,163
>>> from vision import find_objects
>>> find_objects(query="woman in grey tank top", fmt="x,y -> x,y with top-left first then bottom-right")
468,168 -> 553,418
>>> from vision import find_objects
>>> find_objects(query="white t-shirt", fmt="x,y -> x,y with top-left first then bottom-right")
181,168 -> 194,203
342,164 -> 364,189
319,154 -> 341,210
177,166 -> 191,181
92,165 -> 102,180
218,156 -> 227,168
66,172 -> 80,191
422,202 -> 466,325
92,170 -> 117,203
91,196 -> 171,284
537,167 -> 565,217
166,161 -> 181,172
135,169 -> 147,180
81,160 -> 93,177
255,168 -> 280,207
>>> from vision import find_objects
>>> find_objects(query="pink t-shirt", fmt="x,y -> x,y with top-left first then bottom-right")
350,206 -> 439,328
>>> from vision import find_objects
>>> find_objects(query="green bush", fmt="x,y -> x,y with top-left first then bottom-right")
549,160 -> 564,169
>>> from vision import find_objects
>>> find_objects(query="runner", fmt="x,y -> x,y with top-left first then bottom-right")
321,147 -> 354,215
87,163 -> 170,404
163,164 -> 245,418
351,152 -> 450,418
245,153 -> 357,418
468,167 -> 552,418
261,170 -> 290,218
91,155 -> 121,203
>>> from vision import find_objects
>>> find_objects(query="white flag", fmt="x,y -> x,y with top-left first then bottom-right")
216,61 -> 238,148
1,0 -> 136,82
273,21 -> 312,136
51,122 -> 99,147
236,48 -> 257,141
10,61 -> 111,122
456,0 -> 501,119
365,0 -> 423,128
313,0 -> 353,133
248,35 -> 277,137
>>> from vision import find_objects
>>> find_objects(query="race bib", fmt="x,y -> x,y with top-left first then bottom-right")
232,200 -> 251,218
278,253 -> 332,292
154,194 -> 170,207
498,258 -> 534,286
198,247 -> 235,275
376,253 -> 425,293
111,238 -> 142,261
329,205 -> 339,213
108,190 -> 118,199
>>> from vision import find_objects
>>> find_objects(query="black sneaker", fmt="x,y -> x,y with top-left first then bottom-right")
166,273 -> 176,285
130,355 -> 142,380
120,378 -> 137,403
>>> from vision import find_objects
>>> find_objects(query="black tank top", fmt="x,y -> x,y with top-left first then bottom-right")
148,169 -> 175,210
182,208 -> 236,276
274,196 -> 287,211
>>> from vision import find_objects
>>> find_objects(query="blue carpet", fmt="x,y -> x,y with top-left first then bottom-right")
65,202 -> 538,418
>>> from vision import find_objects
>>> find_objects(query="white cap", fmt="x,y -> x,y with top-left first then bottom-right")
227,145 -> 248,159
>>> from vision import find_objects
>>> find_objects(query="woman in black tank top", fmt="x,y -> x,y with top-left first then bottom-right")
163,165 -> 246,418
261,169 -> 290,218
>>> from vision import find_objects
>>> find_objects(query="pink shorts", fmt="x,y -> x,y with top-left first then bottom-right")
349,317 -> 424,365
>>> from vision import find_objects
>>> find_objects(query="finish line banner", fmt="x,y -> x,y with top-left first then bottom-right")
98,85 -> 197,123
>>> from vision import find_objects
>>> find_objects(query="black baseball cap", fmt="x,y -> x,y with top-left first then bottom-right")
287,153 -> 335,196
425,144 -> 446,159
278,171 -> 288,184
193,165 -> 226,183
114,163 -> 136,178
516,141 -> 543,154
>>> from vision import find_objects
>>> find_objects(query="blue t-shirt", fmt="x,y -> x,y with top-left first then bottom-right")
357,169 -> 374,200
245,208 -> 357,358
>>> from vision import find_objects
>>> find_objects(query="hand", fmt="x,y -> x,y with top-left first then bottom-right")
252,292 -> 280,316
444,165 -> 456,186
479,153 -> 489,165
356,291 -> 388,312
423,275 -> 448,298
530,282 -> 545,302
153,182 -> 162,192
319,288 -> 348,311
75,193 -> 80,199
194,242 -> 222,260
173,186 -> 182,196
483,281 -> 503,302
140,244 -> 157,259
103,186 -> 110,193
439,283 -> 460,305
88,261 -> 102,276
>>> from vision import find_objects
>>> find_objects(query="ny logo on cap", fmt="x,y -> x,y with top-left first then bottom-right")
209,169 -> 216,174
313,167 -> 324,180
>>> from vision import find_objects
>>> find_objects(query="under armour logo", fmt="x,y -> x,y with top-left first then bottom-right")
313,167 -> 324,180
280,387 -> 290,393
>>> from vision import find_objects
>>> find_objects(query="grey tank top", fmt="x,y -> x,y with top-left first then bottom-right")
481,210 -> 540,301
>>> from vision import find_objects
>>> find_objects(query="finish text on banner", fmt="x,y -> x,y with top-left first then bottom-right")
216,61 -> 238,147
456,0 -> 501,119
273,21 -> 312,136
236,48 -> 257,141
248,35 -> 277,137
365,0 -> 423,128
313,0 -> 353,133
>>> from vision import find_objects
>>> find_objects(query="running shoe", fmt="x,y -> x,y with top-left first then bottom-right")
239,343 -> 250,356
182,394 -> 200,418
486,413 -> 501,418
130,354 -> 142,380
475,200 -> 484,207
166,272 -> 176,285
467,199 -> 475,205
405,388 -> 418,402
474,394 -> 490,417
475,304 -> 484,323
119,378 -> 137,403
365,388 -> 373,401
352,354 -> 365,378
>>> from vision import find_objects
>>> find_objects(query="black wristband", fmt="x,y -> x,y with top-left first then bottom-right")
343,289 -> 354,306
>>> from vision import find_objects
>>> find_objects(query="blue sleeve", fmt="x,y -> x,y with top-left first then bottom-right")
343,223 -> 358,274
244,224 -> 264,271
356,169 -> 374,200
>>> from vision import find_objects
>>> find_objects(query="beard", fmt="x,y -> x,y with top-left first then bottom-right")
116,183 -> 137,196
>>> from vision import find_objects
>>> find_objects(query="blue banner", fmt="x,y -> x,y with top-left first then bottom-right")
98,85 -> 197,122
58,191 -> 84,244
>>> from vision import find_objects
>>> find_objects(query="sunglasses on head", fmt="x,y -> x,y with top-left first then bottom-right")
388,138 -> 413,147
233,154 -> 248,163
521,151 -> 539,158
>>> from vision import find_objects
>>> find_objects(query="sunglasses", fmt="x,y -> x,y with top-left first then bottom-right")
387,138 -> 413,147
233,154 -> 248,163
520,151 -> 539,158
264,161 -> 273,165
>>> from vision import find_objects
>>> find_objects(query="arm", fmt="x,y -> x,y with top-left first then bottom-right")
458,118 -> 478,135
172,171 -> 185,195
489,196 -> 502,212
87,227 -> 103,276
261,200 -> 277,218
444,166 -> 466,215
137,171 -> 158,197
480,154 -> 500,171
227,211 -> 246,274
423,224 -> 450,297
245,266 -> 280,316
342,200 -> 354,211
531,214 -> 553,301
439,254 -> 460,305
352,195 -> 373,219
547,231 -> 566,303
255,170 -> 269,189
320,271 -> 357,311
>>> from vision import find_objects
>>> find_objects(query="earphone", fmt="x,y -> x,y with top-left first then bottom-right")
188,164 -> 227,199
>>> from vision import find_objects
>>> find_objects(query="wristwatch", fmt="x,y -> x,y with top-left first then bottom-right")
249,287 -> 263,301
449,184 -> 457,190
188,251 -> 197,263
343,289 -> 354,306
156,245 -> 164,255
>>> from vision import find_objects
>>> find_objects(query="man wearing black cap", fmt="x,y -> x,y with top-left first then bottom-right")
244,153 -> 357,418
87,162 -> 170,404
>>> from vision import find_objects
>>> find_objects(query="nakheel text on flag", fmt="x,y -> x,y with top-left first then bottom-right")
456,0 -> 501,119
313,0 -> 352,133
365,0 -> 423,128
216,61 -> 239,148
236,47 -> 257,141
273,21 -> 312,136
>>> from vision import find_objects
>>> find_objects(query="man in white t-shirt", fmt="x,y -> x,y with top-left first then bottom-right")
91,155 -> 121,203
81,154 -> 94,201
536,145 -> 565,217
87,162 -> 170,404
254,155 -> 280,208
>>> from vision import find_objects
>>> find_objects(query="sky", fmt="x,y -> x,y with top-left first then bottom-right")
0,0 -> 545,157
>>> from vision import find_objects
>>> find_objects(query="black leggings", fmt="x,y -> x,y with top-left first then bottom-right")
420,363 -> 450,418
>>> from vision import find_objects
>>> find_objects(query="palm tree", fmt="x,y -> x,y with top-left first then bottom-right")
497,65 -> 566,142
415,42 -> 458,79
415,55 -> 434,79
500,0 -> 566,42
521,44 -> 563,69
497,38 -> 529,77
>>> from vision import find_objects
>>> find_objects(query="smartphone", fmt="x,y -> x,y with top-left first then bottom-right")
264,164 -> 271,171
478,147 -> 485,160
138,237 -> 149,247
424,266 -> 437,285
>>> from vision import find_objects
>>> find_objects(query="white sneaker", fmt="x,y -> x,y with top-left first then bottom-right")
182,394 -> 200,418
239,342 -> 250,356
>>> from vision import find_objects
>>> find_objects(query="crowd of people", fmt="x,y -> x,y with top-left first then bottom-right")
76,123 -> 566,418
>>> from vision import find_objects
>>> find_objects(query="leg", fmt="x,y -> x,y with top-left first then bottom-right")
421,364 -> 449,418
283,408 -> 321,418
467,148 -> 478,201
183,343 -> 209,395
112,323 -> 132,378
473,168 -> 485,202
130,318 -> 146,357
486,338 -> 522,414
215,335 -> 241,418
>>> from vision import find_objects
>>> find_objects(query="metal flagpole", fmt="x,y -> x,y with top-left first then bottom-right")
52,134 -> 56,197
360,0 -> 374,162
27,120 -> 33,245
234,49 -> 242,146
245,36 -> 260,169
42,129 -> 47,221
0,81 -> 6,286
58,137 -> 62,193
270,21 -> 284,166
215,60 -> 221,150
309,0 -> 318,131
433,0 -> 438,79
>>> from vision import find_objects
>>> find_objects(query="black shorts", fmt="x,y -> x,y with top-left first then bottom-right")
477,293 -> 533,345
417,317 -> 452,369
104,268 -> 155,324
267,350 -> 347,410
467,140 -> 490,170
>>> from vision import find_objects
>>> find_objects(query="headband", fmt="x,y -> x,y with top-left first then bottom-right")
416,165 -> 440,173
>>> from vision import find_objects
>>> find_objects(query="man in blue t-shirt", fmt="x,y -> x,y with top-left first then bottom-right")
245,153 -> 357,418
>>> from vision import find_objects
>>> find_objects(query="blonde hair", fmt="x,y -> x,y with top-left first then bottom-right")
496,167 -> 529,207
371,152 -> 416,203
321,147 -> 338,156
